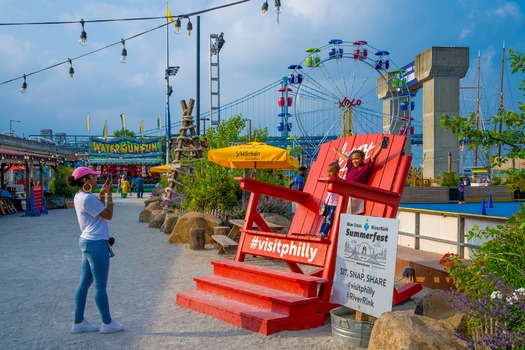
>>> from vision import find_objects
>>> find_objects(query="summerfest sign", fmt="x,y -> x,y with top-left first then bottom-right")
331,214 -> 399,318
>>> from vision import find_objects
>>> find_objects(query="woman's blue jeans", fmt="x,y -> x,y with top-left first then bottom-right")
74,238 -> 112,324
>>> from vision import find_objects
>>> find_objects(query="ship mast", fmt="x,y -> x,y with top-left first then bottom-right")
474,51 -> 481,167
497,42 -> 505,157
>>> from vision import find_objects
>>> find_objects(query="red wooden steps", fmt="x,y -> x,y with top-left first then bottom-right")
176,290 -> 326,335
194,275 -> 319,316
176,260 -> 327,335
212,260 -> 328,297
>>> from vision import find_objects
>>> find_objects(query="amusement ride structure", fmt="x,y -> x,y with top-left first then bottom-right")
279,39 -> 415,161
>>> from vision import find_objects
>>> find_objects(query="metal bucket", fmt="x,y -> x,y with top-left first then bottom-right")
330,306 -> 374,347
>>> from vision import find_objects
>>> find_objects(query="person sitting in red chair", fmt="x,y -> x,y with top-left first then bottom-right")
333,136 -> 389,214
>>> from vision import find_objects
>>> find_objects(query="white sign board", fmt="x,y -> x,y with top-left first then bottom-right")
331,214 -> 399,318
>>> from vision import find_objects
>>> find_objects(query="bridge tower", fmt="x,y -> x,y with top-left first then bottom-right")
379,46 -> 469,179
416,47 -> 469,179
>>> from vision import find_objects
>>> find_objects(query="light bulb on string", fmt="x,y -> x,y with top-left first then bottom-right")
120,39 -> 127,63
79,18 -> 87,46
174,17 -> 181,34
68,58 -> 74,77
20,74 -> 27,94
186,17 -> 193,36
261,1 -> 269,15
274,0 -> 282,14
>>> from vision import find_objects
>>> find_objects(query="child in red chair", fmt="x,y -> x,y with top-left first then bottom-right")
318,161 -> 341,238
333,136 -> 389,214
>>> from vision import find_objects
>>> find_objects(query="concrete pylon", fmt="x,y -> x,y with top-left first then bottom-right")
415,47 -> 469,179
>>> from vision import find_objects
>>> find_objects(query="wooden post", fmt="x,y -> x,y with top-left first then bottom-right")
355,311 -> 377,323
189,228 -> 205,250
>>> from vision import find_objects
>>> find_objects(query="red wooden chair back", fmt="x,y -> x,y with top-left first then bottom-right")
289,134 -> 408,237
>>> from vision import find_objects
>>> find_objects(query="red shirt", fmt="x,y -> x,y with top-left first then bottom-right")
345,160 -> 373,184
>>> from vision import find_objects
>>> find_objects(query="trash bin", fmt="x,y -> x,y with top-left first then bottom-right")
330,306 -> 374,347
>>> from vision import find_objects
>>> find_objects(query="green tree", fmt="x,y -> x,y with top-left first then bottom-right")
181,115 -> 250,212
438,171 -> 460,187
182,159 -> 242,212
113,129 -> 136,138
181,114 -> 289,212
203,114 -> 267,148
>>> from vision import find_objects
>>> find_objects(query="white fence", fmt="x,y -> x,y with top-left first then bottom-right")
397,208 -> 507,259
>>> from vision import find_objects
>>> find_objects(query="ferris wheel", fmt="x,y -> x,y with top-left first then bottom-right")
280,39 -> 414,160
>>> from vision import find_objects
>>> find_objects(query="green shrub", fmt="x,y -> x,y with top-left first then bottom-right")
491,176 -> 502,186
48,166 -> 77,198
439,171 -> 460,187
440,205 -> 525,347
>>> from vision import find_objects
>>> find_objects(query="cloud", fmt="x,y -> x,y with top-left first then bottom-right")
128,72 -> 151,87
0,34 -> 36,71
1,0 -> 523,139
494,2 -> 522,20
459,26 -> 473,39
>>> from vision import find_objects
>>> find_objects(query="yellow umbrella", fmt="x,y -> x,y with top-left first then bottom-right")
149,164 -> 171,173
208,142 -> 298,170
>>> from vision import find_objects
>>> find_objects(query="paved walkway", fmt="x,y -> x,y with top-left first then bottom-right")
0,196 -> 357,350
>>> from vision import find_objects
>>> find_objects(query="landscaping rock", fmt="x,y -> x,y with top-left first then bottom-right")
149,212 -> 167,229
368,311 -> 468,350
144,196 -> 160,207
151,209 -> 163,219
163,213 -> 178,234
139,209 -> 152,223
146,201 -> 161,212
415,289 -> 457,319
413,289 -> 468,337
168,211 -> 222,244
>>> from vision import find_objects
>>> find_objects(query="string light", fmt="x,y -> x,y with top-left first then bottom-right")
274,0 -> 282,14
79,18 -> 87,46
186,17 -> 193,36
174,17 -> 181,34
261,1 -> 269,15
0,0 -> 253,91
20,74 -> 27,94
68,59 -> 74,77
120,39 -> 127,63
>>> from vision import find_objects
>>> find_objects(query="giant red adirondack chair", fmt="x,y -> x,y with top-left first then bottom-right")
176,134 -> 422,335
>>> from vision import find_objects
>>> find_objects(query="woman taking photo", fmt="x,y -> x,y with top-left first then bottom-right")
67,167 -> 124,334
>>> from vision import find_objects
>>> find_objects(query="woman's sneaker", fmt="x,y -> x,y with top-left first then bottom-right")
100,320 -> 124,334
71,319 -> 99,333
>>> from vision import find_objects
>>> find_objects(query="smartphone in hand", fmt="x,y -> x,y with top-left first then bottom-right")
104,175 -> 112,192
381,136 -> 390,149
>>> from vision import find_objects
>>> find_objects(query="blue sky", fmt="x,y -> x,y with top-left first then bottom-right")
0,0 -> 524,147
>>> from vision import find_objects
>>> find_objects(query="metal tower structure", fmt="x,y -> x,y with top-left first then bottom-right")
208,33 -> 225,132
